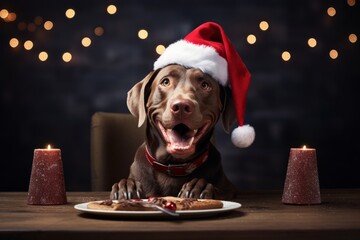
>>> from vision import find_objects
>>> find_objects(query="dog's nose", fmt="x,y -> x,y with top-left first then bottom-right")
170,99 -> 194,118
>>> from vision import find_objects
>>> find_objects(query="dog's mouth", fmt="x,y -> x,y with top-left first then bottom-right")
157,121 -> 211,157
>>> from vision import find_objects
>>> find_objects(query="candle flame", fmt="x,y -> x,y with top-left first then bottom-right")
302,145 -> 307,149
47,144 -> 51,150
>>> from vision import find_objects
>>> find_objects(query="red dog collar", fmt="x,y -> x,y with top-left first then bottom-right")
145,147 -> 209,177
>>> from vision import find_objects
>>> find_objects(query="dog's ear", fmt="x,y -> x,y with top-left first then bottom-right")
127,70 -> 159,127
221,86 -> 237,133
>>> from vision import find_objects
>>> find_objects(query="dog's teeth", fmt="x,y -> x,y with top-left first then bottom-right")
193,129 -> 198,134
188,137 -> 194,146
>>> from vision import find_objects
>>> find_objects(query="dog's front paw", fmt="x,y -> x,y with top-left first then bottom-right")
110,178 -> 144,200
178,178 -> 214,199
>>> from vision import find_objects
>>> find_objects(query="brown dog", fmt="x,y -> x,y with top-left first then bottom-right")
110,65 -> 238,200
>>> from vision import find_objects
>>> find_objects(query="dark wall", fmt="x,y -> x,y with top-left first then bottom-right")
1,0 -> 359,191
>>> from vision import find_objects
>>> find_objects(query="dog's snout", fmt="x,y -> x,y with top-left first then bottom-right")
170,99 -> 194,118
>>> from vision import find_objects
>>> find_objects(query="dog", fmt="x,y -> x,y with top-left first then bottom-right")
110,64 -> 238,200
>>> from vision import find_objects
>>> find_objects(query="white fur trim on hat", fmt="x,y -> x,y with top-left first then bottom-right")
154,40 -> 228,86
231,125 -> 255,148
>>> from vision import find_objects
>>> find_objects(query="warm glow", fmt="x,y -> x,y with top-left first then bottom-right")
39,51 -> 48,61
281,51 -> 291,61
259,21 -> 269,31
349,33 -> 357,43
65,8 -> 76,19
27,23 -> 36,32
156,45 -> 166,55
62,52 -> 72,62
107,5 -> 117,14
308,38 -> 317,48
44,20 -> 53,30
347,0 -> 356,7
302,145 -> 307,150
9,38 -> 19,48
5,12 -> 16,22
0,9 -> 9,19
47,144 -> 52,150
18,22 -> 27,31
94,26 -> 104,36
81,37 -> 91,47
24,40 -> 34,50
138,29 -> 148,39
34,16 -> 43,25
327,7 -> 336,17
247,34 -> 256,44
329,49 -> 338,59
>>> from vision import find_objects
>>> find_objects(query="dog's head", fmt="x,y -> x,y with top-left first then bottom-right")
127,64 -> 236,159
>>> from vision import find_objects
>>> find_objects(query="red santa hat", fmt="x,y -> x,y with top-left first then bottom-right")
153,22 -> 255,148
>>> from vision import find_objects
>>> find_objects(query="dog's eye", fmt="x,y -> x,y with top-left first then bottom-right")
200,81 -> 211,91
160,78 -> 170,87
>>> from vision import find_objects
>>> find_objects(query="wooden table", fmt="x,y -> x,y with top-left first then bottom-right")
1,189 -> 359,240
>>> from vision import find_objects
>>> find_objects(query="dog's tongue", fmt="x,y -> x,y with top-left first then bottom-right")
167,124 -> 196,149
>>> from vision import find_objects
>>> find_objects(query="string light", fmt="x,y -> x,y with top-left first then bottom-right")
308,38 -> 317,48
24,40 -> 34,50
94,26 -> 104,36
349,33 -> 357,43
0,9 -> 9,19
156,45 -> 165,55
347,0 -> 356,7
9,38 -> 19,48
38,51 -> 48,61
1,2 -> 356,65
81,37 -> 91,47
259,21 -> 269,31
62,52 -> 72,62
107,5 -> 117,14
247,34 -> 256,44
329,49 -> 338,59
282,51 -> 291,61
44,20 -> 53,30
138,29 -> 148,40
65,8 -> 75,19
327,7 -> 336,17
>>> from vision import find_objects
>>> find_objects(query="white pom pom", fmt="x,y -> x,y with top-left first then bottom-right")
231,125 -> 255,148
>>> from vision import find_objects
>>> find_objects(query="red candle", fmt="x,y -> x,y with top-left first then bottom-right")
282,146 -> 321,205
27,145 -> 67,205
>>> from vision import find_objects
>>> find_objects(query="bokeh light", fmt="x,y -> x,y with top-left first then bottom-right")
94,26 -> 104,36
65,8 -> 75,19
0,9 -> 9,19
81,37 -> 91,47
156,45 -> 165,55
107,5 -> 117,14
24,40 -> 33,50
138,29 -> 148,39
308,38 -> 317,48
329,49 -> 338,59
44,20 -> 53,30
38,51 -> 48,61
349,33 -> 357,43
259,21 -> 269,31
347,0 -> 356,7
282,51 -> 291,61
247,34 -> 256,44
327,7 -> 336,17
62,52 -> 72,62
9,38 -> 19,48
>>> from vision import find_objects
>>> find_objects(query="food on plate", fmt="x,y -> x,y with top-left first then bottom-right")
87,196 -> 223,211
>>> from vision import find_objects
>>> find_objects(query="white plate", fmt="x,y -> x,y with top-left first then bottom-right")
74,200 -> 241,218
